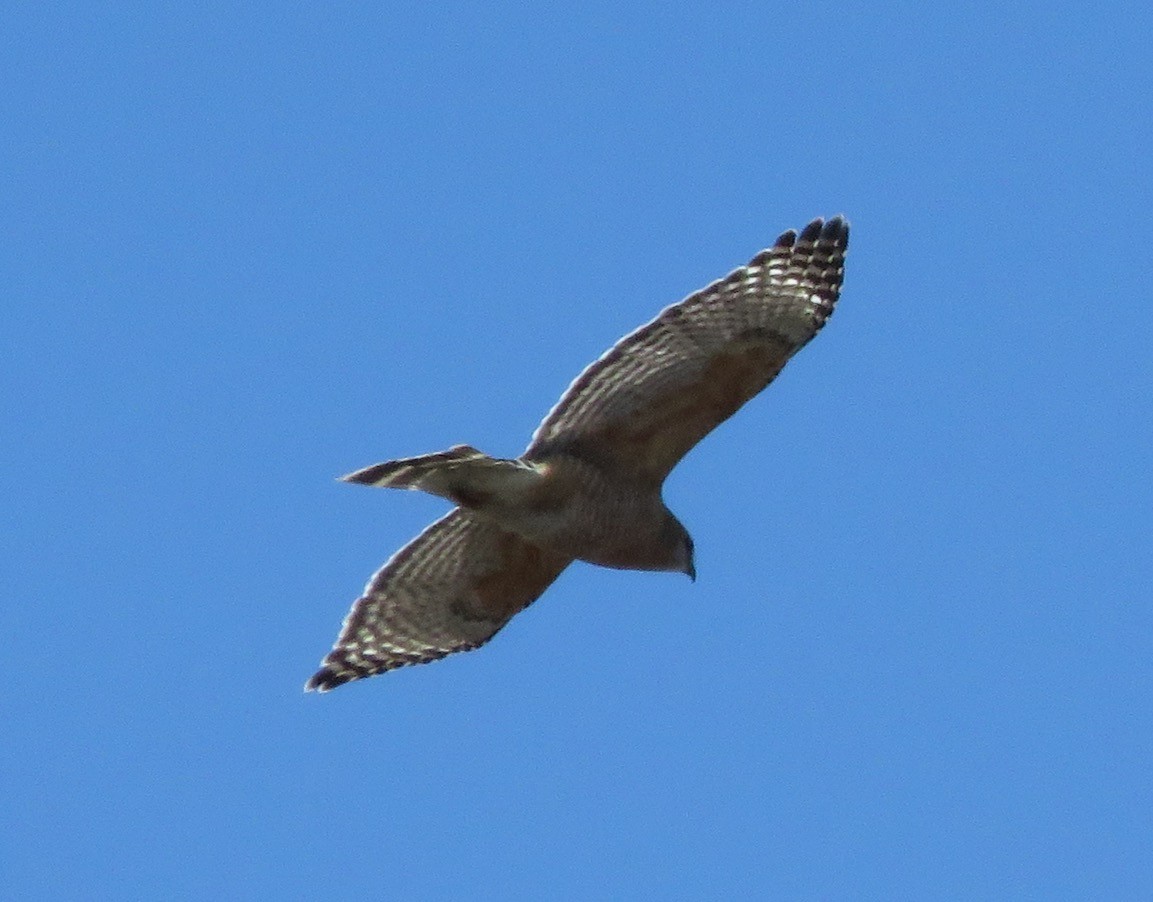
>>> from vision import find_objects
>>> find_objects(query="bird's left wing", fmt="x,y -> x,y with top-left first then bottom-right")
306,508 -> 571,691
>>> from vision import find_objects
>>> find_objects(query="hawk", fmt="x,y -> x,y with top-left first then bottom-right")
306,216 -> 849,691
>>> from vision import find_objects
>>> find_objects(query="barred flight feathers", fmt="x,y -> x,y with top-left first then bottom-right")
306,510 -> 571,692
525,216 -> 848,485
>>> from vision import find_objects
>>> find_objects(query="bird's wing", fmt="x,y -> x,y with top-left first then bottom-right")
525,216 -> 848,486
306,509 -> 571,691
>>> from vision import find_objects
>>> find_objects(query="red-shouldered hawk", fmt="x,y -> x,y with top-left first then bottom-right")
307,216 -> 849,691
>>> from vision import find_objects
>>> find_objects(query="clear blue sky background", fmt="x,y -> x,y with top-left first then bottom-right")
4,3 -> 1151,899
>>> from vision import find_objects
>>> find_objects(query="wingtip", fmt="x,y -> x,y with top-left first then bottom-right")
798,217 -> 824,243
773,228 -> 798,248
822,214 -> 849,242
787,215 -> 849,248
304,667 -> 346,693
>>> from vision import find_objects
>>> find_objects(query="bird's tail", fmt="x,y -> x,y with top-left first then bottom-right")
341,445 -> 544,508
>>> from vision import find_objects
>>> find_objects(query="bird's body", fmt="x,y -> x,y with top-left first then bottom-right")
347,446 -> 688,572
307,216 -> 849,691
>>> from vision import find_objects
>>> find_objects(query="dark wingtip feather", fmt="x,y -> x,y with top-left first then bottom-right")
304,667 -> 350,693
773,228 -> 798,248
821,215 -> 849,243
798,217 -> 825,243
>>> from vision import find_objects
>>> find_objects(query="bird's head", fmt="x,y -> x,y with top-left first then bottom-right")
661,513 -> 696,581
680,532 -> 696,582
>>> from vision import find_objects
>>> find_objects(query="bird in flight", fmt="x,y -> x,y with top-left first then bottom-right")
306,216 -> 849,691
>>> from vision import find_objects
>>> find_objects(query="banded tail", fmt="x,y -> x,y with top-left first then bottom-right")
342,445 -> 545,508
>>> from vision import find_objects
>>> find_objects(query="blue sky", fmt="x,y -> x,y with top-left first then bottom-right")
4,3 -> 1151,899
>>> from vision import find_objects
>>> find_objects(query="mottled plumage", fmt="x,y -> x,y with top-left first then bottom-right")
306,216 -> 849,692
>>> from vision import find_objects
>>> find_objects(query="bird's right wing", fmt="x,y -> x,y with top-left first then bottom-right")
526,217 -> 848,486
306,509 -> 571,692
